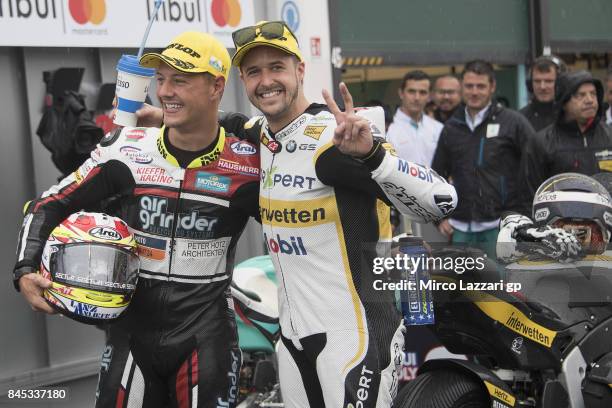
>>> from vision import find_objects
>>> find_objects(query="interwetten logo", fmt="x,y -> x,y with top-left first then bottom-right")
69,0 -> 106,25
211,0 -> 241,27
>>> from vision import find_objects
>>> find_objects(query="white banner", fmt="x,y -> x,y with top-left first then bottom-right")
0,0 -> 255,48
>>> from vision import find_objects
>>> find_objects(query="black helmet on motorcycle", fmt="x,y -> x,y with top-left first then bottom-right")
40,212 -> 140,324
533,173 -> 612,254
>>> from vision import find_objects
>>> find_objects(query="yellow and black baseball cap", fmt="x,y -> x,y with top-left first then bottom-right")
140,31 -> 230,80
231,21 -> 302,67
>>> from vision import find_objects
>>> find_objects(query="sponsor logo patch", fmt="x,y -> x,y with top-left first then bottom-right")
261,167 -> 316,190
303,125 -> 326,140
136,167 -> 174,184
195,172 -> 231,193
286,140 -> 297,153
120,146 -> 153,164
230,141 -> 257,155
261,134 -> 281,153
139,196 -> 218,239
275,116 -> 307,141
134,234 -> 166,261
264,233 -> 307,255
88,227 -> 121,241
534,208 -> 550,222
218,159 -> 259,176
605,211 -> 612,228
511,337 -> 523,355
125,129 -> 146,141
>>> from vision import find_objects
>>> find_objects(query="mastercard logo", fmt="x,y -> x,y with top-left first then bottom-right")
69,0 -> 106,25
211,0 -> 242,27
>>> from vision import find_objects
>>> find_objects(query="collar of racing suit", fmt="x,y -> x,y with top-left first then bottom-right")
156,125 -> 226,168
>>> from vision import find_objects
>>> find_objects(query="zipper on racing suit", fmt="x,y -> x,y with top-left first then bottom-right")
159,169 -> 185,343
265,144 -> 298,338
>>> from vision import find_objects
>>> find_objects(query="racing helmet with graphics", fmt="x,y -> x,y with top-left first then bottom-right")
40,212 -> 140,324
533,173 -> 612,254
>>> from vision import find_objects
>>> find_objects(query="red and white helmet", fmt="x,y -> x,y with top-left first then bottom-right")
40,212 -> 139,324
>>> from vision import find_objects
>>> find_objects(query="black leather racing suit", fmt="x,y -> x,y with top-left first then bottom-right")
14,125 -> 259,408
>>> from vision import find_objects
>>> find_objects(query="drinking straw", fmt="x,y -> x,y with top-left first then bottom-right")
137,0 -> 164,59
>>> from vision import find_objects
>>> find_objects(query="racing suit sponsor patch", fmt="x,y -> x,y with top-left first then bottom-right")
125,129 -> 146,142
218,159 -> 259,176
136,167 -> 174,184
230,141 -> 257,155
176,238 -> 229,259
261,134 -> 282,153
139,196 -> 218,238
194,172 -> 231,193
120,146 -> 153,164
303,125 -> 326,140
135,234 -> 167,260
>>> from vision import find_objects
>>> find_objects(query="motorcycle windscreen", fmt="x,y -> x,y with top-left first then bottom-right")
50,243 -> 139,294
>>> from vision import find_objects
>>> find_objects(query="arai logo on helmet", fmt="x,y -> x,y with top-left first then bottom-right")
89,227 -> 122,241
534,208 -> 550,222
230,141 -> 256,155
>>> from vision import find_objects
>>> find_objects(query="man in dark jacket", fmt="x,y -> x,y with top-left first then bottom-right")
432,60 -> 536,256
519,55 -> 567,131
522,70 -> 612,202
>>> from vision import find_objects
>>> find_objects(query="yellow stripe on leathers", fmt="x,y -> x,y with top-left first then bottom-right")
259,196 -> 338,228
259,193 -> 367,374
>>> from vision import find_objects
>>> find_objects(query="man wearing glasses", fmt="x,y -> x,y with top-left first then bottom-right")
231,21 -> 457,408
432,75 -> 462,124
522,70 -> 612,202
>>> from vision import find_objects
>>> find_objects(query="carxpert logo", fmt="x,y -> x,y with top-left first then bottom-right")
211,0 -> 241,27
69,0 -> 106,25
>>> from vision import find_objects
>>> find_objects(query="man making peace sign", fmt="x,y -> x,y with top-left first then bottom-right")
232,21 -> 458,408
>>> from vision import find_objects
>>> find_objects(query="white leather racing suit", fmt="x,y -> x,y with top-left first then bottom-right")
246,103 -> 457,408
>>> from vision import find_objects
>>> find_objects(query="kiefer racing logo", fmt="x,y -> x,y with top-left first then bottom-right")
69,0 -> 106,25
230,141 -> 257,155
264,233 -> 307,255
139,196 -> 218,239
88,226 -> 121,241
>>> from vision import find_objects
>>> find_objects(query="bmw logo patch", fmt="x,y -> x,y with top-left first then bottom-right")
286,140 -> 297,153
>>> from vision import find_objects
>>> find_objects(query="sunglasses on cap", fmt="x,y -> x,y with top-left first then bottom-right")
232,21 -> 298,48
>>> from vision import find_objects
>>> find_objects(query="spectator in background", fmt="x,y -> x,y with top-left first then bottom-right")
605,67 -> 612,125
519,55 -> 567,131
432,74 -> 462,124
522,70 -> 612,202
432,60 -> 535,256
387,70 -> 443,166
